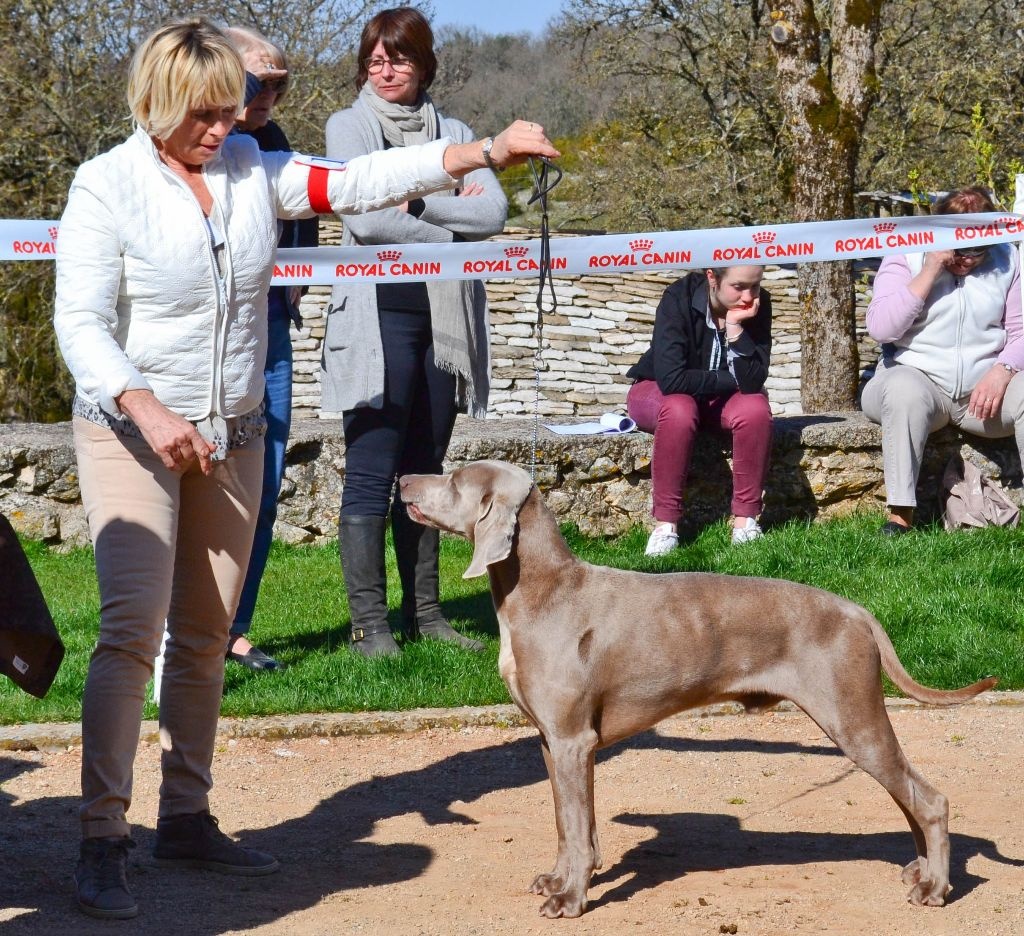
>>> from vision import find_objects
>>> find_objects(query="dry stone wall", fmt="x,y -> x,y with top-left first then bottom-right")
13,227 -> 1007,549
292,225 -> 880,420
3,415 -> 1019,547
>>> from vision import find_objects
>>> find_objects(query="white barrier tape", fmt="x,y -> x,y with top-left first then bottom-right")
4,213 -> 1023,283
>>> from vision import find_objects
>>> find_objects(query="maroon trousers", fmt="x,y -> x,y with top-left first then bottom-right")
626,380 -> 773,524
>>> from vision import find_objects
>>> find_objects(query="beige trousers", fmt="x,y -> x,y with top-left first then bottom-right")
73,417 -> 263,838
861,360 -> 1024,507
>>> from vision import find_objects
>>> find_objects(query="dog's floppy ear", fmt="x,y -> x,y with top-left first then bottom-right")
463,468 -> 533,578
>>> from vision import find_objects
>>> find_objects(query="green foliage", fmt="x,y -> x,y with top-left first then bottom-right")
862,0 -> 1024,201
4,514 -> 1021,725
558,1 -> 788,229
430,26 -> 611,144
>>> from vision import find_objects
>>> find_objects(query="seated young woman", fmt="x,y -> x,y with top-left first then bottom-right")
626,265 -> 773,556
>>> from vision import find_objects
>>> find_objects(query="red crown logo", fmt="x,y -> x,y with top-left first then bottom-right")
998,216 -> 1017,225
376,249 -> 402,262
48,226 -> 59,239
629,238 -> 653,251
873,222 -> 896,233
752,230 -> 776,244
504,245 -> 529,258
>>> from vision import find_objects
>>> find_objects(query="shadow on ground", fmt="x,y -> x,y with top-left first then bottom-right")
1,727 -> 1018,932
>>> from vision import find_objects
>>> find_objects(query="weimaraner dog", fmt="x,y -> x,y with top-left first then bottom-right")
398,460 -> 997,918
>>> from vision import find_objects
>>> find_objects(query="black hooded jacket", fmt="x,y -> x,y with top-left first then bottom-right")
627,271 -> 773,397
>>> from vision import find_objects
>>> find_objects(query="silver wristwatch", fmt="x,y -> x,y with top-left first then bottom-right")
481,136 -> 503,173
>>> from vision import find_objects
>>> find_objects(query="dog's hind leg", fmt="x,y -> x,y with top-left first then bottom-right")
530,729 -> 600,918
796,689 -> 950,906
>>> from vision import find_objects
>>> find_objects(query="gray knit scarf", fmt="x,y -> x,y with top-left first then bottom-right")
358,83 -> 488,417
358,80 -> 439,146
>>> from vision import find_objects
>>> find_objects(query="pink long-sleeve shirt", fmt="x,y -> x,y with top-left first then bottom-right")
867,250 -> 1024,379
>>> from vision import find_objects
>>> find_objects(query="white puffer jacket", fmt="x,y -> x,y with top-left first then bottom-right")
54,126 -> 454,420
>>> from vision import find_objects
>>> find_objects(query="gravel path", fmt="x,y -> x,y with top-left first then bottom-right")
2,700 -> 1023,935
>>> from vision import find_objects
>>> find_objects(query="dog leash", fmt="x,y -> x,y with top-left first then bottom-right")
526,156 -> 562,482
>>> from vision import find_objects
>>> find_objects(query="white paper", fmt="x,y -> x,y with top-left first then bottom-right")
544,413 -> 637,435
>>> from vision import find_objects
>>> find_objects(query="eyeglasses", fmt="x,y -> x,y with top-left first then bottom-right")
953,246 -> 989,259
364,56 -> 415,75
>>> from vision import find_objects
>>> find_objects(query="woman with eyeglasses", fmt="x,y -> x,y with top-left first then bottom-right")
219,26 -> 317,672
862,186 -> 1024,534
323,7 -> 510,656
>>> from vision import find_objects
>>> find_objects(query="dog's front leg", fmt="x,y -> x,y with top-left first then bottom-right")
530,739 -> 569,898
530,730 -> 599,918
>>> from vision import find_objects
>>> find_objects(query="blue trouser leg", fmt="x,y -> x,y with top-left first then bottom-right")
232,303 -> 293,635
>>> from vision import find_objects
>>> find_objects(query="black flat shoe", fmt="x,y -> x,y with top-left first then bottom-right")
226,641 -> 285,671
880,521 -> 910,536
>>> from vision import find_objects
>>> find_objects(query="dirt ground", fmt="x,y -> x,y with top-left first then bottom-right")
2,702 -> 1024,936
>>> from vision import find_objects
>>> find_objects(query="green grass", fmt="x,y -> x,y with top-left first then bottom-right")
3,512 -> 1023,725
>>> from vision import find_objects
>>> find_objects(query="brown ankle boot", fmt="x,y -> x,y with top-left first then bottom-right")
153,811 -> 278,875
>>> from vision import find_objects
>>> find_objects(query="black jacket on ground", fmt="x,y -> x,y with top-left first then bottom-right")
627,271 -> 772,397
0,513 -> 64,698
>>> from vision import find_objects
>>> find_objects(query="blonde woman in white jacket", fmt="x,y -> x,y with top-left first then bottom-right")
54,18 -> 557,921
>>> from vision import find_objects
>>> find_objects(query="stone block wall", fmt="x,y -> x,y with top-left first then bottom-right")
3,415 -> 1019,547
292,224 -> 881,420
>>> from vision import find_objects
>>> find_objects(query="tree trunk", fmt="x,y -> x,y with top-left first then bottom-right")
769,0 -> 884,412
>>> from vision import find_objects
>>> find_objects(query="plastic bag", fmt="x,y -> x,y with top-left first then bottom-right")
941,453 -> 1020,530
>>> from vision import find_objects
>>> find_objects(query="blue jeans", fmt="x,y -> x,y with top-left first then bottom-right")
231,296 -> 293,635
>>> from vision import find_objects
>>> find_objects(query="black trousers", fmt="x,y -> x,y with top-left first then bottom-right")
341,307 -> 458,517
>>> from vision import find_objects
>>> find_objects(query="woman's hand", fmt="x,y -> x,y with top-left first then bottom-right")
724,297 -> 759,341
725,297 -> 760,325
967,364 -> 1014,420
458,181 -> 484,197
441,120 -> 559,178
908,249 -> 954,301
922,249 -> 955,275
116,389 -> 215,475
488,120 -> 559,169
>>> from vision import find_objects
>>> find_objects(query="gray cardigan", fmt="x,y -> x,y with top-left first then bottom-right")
320,97 -> 508,414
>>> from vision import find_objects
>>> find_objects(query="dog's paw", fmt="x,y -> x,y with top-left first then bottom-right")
539,891 -> 587,918
901,858 -> 924,886
529,872 -> 563,897
907,877 -> 950,907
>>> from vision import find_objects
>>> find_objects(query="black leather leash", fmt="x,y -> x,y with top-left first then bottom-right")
526,156 -> 562,481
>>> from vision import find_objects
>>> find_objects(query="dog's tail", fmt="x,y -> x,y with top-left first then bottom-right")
869,615 -> 998,704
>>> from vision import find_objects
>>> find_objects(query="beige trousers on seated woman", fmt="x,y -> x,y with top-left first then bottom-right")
861,359 -> 1024,507
73,417 -> 263,839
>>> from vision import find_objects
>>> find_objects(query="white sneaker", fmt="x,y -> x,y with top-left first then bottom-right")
645,527 -> 679,557
731,518 -> 763,545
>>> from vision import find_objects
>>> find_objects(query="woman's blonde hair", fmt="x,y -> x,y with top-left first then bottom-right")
127,18 -> 245,140
222,25 -> 290,101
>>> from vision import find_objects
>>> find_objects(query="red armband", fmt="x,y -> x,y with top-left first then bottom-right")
308,166 -> 331,215
293,156 -> 349,215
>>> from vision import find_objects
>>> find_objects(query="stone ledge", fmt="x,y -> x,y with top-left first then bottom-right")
1,412 -> 1020,544
2,691 -> 1019,751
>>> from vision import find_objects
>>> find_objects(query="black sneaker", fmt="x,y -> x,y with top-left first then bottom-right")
75,836 -> 138,920
153,811 -> 279,876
